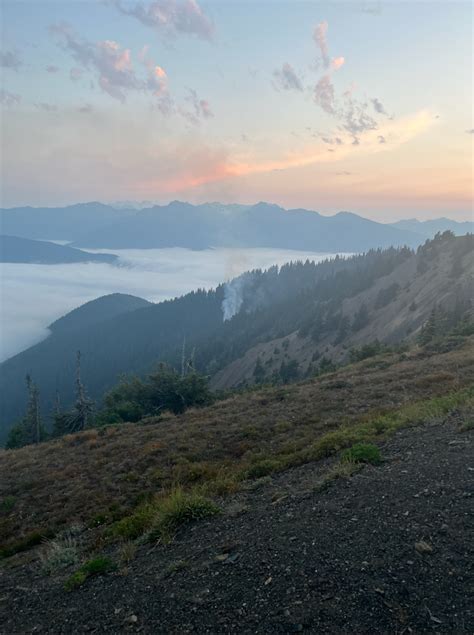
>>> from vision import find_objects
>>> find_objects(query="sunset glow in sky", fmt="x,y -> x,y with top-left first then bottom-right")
1,0 -> 472,220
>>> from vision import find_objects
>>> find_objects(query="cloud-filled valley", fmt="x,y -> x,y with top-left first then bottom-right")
0,246 -> 336,362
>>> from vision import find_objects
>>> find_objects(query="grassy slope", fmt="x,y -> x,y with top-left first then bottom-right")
0,337 -> 472,555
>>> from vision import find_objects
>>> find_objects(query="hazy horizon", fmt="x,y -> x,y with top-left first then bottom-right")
1,198 -> 472,224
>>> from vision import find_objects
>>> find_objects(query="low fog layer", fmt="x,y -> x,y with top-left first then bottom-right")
0,247 -> 338,362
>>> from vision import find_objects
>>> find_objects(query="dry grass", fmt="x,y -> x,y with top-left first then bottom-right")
0,338 -> 472,554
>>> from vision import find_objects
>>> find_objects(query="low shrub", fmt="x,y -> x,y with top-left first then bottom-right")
110,488 -> 220,543
110,505 -> 155,540
341,442 -> 382,465
150,489 -> 220,542
40,532 -> 79,575
64,556 -> 114,591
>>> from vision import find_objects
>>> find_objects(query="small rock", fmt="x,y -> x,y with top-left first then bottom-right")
126,614 -> 138,624
264,576 -> 272,586
225,552 -> 240,564
415,540 -> 433,554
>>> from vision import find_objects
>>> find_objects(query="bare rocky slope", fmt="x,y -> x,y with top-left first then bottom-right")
212,235 -> 473,389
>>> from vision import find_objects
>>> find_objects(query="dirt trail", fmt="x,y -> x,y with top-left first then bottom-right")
1,414 -> 473,634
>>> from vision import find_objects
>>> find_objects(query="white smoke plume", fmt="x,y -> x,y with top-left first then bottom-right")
222,276 -> 245,321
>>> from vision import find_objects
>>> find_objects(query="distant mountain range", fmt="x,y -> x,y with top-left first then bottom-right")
0,203 -> 133,242
390,218 -> 473,239
0,235 -> 118,265
0,233 -> 472,442
1,201 -> 471,253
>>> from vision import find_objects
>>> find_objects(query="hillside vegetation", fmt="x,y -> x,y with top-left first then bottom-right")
0,232 -> 471,441
0,335 -> 472,556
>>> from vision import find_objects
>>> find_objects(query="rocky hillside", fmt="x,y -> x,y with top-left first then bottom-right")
212,233 -> 473,389
0,337 -> 472,633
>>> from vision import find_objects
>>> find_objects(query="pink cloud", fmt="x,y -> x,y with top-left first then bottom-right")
52,23 -> 171,108
313,21 -> 329,68
331,56 -> 345,71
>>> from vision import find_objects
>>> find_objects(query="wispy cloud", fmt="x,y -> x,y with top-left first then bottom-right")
34,102 -> 58,112
0,49 -> 22,71
110,0 -> 214,41
340,94 -> 378,137
179,88 -> 214,124
46,65 -> 60,73
70,67 -> 83,81
273,63 -> 303,92
314,75 -> 336,114
359,2 -> 382,16
0,89 -> 21,106
371,97 -> 387,115
309,21 -> 388,144
51,23 -> 170,108
219,109 -> 437,182
313,21 -> 329,69
466,128 -> 474,134
321,136 -> 343,145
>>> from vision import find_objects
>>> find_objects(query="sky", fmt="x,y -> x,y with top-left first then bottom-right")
0,0 -> 472,221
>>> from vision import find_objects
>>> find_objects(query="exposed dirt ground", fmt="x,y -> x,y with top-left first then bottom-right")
1,411 -> 472,634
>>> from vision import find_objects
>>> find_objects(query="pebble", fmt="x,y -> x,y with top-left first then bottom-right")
415,540 -> 433,554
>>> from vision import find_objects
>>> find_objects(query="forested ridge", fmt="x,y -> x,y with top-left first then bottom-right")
0,233 -> 472,442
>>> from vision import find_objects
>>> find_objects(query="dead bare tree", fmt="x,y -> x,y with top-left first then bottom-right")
24,374 -> 41,444
67,351 -> 94,433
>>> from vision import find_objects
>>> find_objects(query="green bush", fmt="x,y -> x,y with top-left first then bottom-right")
96,366 -> 214,425
341,442 -> 382,465
151,489 -> 220,542
64,556 -> 114,591
110,505 -> 155,540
